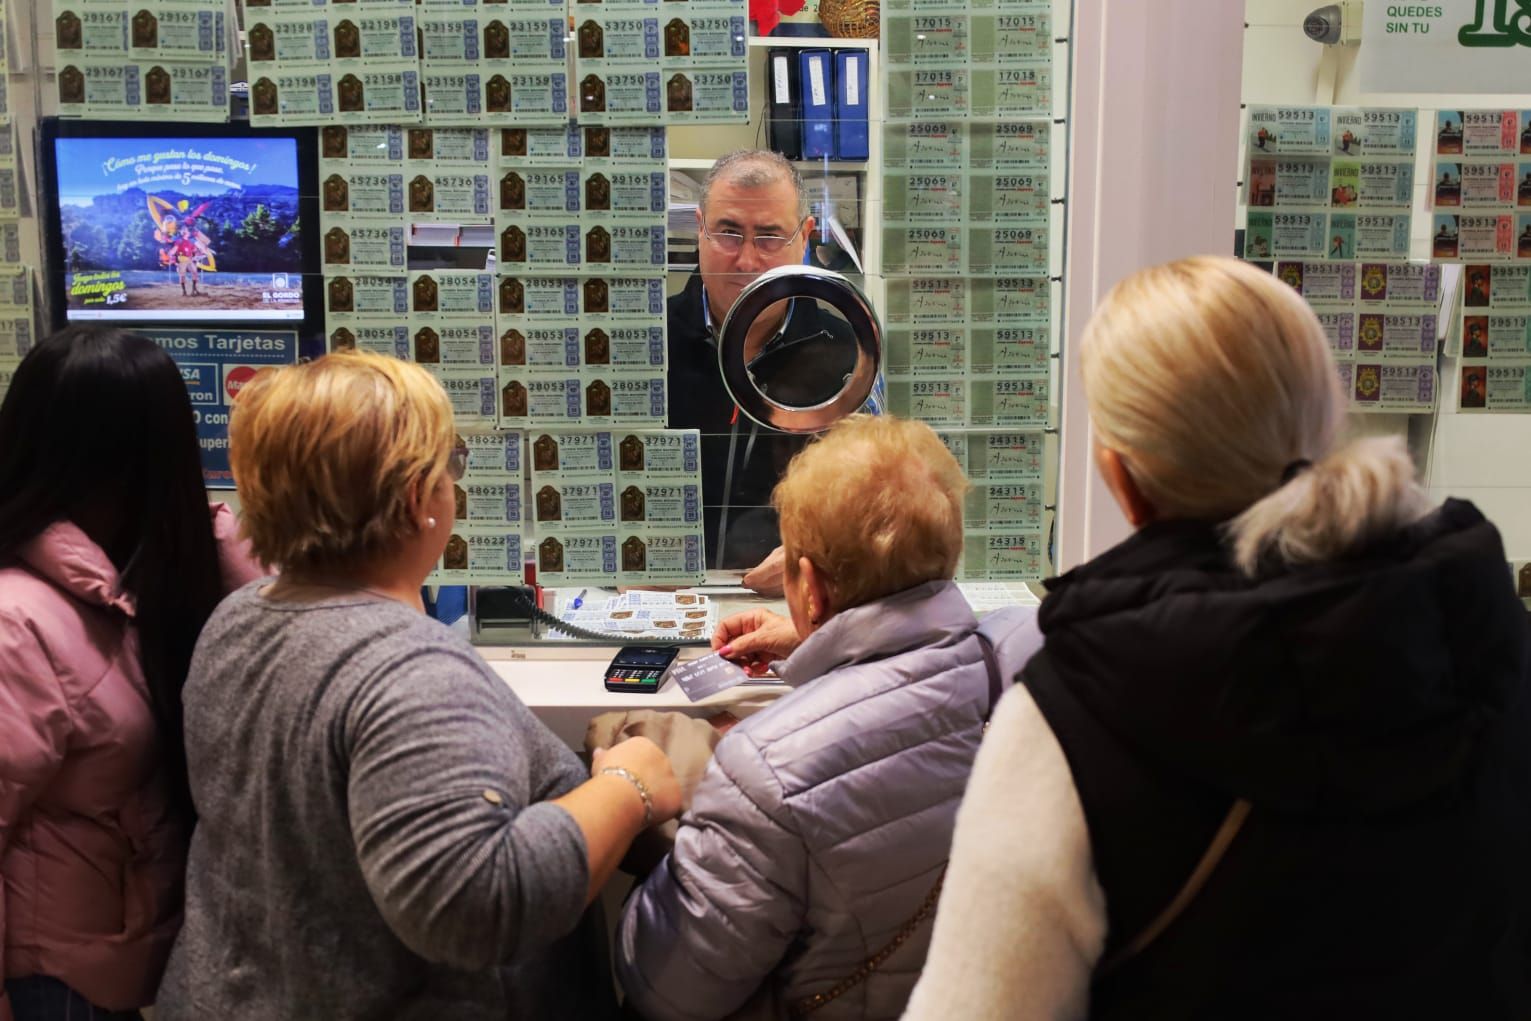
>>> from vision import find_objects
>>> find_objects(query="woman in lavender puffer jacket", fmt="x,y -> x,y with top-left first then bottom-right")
616,415 -> 1041,1021
0,327 -> 262,1021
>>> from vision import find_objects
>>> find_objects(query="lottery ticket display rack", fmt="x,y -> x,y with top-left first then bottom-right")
1237,2 -> 1531,583
12,0 -> 1298,662
0,0 -> 1263,717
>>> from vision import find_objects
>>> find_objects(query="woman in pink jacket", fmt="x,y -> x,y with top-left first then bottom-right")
0,327 -> 262,1021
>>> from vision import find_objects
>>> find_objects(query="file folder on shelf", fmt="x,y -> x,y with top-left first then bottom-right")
767,48 -> 803,160
832,49 -> 869,161
798,49 -> 834,161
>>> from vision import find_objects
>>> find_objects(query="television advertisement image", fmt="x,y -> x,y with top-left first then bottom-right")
55,135 -> 303,322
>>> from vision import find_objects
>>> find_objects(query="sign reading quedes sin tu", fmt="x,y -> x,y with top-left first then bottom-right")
146,328 -> 297,487
1359,0 -> 1531,93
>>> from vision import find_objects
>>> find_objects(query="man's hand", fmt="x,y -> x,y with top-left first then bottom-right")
742,546 -> 787,596
712,608 -> 801,677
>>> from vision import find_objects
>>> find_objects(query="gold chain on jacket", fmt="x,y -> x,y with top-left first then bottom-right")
787,867 -> 948,1017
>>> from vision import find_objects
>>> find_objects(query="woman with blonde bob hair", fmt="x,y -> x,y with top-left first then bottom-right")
157,352 -> 680,1020
617,415 -> 1039,1020
906,256 -> 1531,1019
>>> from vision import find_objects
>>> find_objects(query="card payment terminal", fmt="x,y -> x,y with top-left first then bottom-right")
603,645 -> 681,694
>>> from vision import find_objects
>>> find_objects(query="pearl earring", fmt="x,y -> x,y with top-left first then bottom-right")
426,516 -> 437,529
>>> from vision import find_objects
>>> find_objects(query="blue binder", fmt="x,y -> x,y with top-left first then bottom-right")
832,49 -> 869,160
798,49 -> 834,160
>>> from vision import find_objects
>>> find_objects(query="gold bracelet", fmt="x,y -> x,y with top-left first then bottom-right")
598,765 -> 653,827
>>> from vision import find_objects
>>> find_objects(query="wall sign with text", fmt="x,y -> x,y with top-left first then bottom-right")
146,327 -> 297,487
1360,1 -> 1531,95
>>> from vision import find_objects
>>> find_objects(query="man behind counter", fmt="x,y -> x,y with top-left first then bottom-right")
668,149 -> 882,590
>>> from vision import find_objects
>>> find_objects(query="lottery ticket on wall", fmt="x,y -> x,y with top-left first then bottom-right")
528,429 -> 614,477
969,375 -> 1051,427
579,125 -> 667,167
321,221 -> 408,272
963,482 -> 1045,533
1244,106 -> 1416,262
531,476 -> 618,533
433,528 -> 524,584
1274,261 -> 1441,413
885,65 -> 1052,121
579,373 -> 668,425
405,126 -> 492,166
572,11 -> 747,125
1430,213 -> 1526,262
0,266 -> 33,365
410,321 -> 495,368
873,0 -> 1060,580
249,70 -> 336,126
1462,263 -> 1531,311
888,377 -> 969,427
324,273 -> 409,319
958,531 -> 1048,581
527,428 -> 704,584
492,123 -> 667,171
1431,111 -> 1531,263
497,374 -> 578,426
57,0 -> 230,121
613,429 -> 701,477
886,276 -> 1050,326
327,320 -> 409,356
1458,262 -> 1531,413
882,172 -> 1049,224
939,430 -> 1047,482
615,530 -> 705,585
496,124 -> 584,166
534,531 -> 619,585
885,12 -> 1051,71
1460,310 -> 1531,360
614,477 -> 703,528
1458,364 -> 1531,413
435,367 -> 501,426
0,220 -> 22,268
1348,363 -> 1437,413
886,324 -> 1049,377
319,124 -> 404,167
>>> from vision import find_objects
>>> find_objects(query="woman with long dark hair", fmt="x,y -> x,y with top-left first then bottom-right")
0,326 -> 261,1021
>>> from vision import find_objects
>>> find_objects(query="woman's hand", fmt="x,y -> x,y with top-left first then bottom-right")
592,736 -> 683,826
712,609 -> 801,677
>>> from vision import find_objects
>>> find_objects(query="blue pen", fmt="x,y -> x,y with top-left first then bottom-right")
570,589 -> 588,611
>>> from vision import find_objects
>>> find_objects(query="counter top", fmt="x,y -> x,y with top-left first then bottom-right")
480,643 -> 787,748
478,581 -> 1039,748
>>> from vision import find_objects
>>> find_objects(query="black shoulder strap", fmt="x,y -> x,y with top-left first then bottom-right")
974,629 -> 1004,722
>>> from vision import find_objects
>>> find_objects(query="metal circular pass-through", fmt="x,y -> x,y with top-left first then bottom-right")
716,265 -> 882,434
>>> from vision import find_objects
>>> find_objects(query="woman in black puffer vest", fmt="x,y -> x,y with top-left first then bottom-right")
906,256 -> 1531,1021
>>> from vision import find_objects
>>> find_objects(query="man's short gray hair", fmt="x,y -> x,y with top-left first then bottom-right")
700,149 -> 809,220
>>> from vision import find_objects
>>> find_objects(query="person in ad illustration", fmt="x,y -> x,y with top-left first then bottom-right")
151,198 -> 216,297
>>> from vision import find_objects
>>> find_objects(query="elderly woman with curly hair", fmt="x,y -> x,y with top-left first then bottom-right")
617,415 -> 1037,1021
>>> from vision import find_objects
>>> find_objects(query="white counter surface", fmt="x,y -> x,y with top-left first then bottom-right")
478,581 -> 1039,748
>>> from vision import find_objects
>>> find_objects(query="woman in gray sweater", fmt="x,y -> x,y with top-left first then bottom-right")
157,351 -> 680,1020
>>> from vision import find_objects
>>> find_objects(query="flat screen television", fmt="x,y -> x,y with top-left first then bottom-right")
40,119 -> 319,326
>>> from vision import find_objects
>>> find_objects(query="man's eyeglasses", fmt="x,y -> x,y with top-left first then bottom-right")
446,443 -> 469,482
701,217 -> 809,256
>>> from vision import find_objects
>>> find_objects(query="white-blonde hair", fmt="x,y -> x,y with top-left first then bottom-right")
1081,255 -> 1430,575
